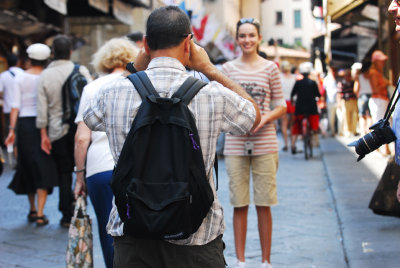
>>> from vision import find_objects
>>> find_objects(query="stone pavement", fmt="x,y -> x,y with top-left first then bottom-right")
0,134 -> 400,268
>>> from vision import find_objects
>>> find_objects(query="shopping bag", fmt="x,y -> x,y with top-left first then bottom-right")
66,196 -> 93,268
368,157 -> 400,218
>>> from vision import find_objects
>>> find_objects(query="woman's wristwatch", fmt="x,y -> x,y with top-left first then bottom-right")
73,166 -> 86,173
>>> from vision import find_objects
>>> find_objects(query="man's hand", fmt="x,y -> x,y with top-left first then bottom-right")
187,41 -> 213,75
40,129 -> 52,155
134,48 -> 151,71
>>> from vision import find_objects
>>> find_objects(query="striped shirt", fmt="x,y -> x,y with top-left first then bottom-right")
222,60 -> 285,155
83,57 -> 256,245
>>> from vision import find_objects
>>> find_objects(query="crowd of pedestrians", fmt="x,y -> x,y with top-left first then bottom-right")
0,2 -> 399,268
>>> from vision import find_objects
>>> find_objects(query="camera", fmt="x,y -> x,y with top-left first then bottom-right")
348,119 -> 397,161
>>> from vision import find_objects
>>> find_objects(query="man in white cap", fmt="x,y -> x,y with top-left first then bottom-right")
0,53 -> 23,143
36,35 -> 92,228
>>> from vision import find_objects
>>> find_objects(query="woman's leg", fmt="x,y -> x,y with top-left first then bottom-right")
256,206 -> 272,263
28,193 -> 36,212
281,114 -> 289,149
86,171 -> 114,268
36,188 -> 48,217
234,206 -> 249,262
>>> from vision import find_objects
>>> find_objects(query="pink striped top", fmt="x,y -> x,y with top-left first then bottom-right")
222,60 -> 285,155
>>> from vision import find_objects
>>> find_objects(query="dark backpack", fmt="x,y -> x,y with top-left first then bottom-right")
61,64 -> 88,125
111,71 -> 214,240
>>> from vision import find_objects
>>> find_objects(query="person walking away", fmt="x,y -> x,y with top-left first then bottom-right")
36,35 -> 92,228
279,61 -> 296,151
0,54 -> 23,149
83,6 -> 260,267
73,38 -> 138,268
353,62 -> 373,136
323,65 -> 339,136
5,44 -> 58,226
369,50 -> 391,156
222,18 -> 286,268
290,62 -> 321,153
337,69 -> 358,137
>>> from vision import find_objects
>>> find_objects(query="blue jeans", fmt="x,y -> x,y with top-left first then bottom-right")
87,170 -> 114,268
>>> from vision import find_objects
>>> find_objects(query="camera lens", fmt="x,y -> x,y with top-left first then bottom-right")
354,132 -> 380,156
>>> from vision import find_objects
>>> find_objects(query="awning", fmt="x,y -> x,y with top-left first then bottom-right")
260,45 -> 311,59
328,0 -> 368,20
0,9 -> 61,38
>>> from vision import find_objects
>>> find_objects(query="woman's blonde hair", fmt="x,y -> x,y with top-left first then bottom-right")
91,37 -> 139,74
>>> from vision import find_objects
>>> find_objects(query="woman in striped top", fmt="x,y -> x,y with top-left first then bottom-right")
222,18 -> 286,268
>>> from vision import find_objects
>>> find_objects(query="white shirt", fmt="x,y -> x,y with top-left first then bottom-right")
11,72 -> 40,117
323,73 -> 338,104
358,73 -> 372,95
75,72 -> 121,177
0,66 -> 24,113
280,73 -> 296,100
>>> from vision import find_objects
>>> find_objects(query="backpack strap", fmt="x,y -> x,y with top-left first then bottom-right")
127,71 -> 160,101
172,77 -> 207,105
8,70 -> 15,77
73,63 -> 80,73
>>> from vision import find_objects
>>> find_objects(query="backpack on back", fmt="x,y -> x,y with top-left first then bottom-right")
62,64 -> 88,125
111,71 -> 214,240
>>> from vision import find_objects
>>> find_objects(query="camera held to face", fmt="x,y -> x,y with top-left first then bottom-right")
348,119 -> 397,161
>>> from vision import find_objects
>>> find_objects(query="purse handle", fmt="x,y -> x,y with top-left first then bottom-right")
74,196 -> 87,219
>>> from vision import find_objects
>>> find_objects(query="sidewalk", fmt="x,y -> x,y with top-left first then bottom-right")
0,135 -> 399,268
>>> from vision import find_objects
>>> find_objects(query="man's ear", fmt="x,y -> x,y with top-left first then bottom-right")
184,35 -> 191,54
143,36 -> 151,54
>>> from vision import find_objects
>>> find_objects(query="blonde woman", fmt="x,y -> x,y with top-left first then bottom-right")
73,38 -> 138,268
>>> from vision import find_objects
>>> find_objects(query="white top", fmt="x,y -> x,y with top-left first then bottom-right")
358,73 -> 372,95
323,73 -> 337,104
75,72 -> 121,177
0,66 -> 24,113
280,73 -> 296,100
11,72 -> 40,117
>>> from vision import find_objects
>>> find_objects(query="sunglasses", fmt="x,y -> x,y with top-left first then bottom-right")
181,33 -> 194,39
238,18 -> 260,27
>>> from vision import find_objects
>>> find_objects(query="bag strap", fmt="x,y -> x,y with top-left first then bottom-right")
127,71 -> 160,100
383,78 -> 400,122
73,63 -> 80,73
172,76 -> 207,105
8,70 -> 15,77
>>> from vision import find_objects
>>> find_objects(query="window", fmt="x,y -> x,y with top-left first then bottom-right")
276,11 -> 283,25
294,38 -> 302,47
294,10 -> 301,28
277,39 -> 283,45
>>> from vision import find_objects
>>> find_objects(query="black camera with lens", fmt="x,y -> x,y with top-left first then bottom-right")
348,119 -> 396,161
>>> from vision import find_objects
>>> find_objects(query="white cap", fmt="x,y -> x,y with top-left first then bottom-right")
26,43 -> 51,61
299,62 -> 313,74
351,62 -> 362,70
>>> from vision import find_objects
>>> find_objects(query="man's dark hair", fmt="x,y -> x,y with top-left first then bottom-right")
146,6 -> 191,50
6,54 -> 18,67
30,59 -> 48,67
127,31 -> 144,42
52,35 -> 72,60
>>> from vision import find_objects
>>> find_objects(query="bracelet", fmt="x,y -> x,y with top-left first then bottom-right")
73,166 -> 86,173
9,126 -> 14,130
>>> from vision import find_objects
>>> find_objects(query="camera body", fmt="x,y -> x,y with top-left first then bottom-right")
348,119 -> 397,161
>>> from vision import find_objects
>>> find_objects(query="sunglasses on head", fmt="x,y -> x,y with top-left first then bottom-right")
238,18 -> 260,27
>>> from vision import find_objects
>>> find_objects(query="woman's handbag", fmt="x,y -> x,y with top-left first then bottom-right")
66,196 -> 93,268
368,156 -> 400,217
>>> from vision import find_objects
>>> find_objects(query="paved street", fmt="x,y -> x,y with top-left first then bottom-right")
0,134 -> 399,268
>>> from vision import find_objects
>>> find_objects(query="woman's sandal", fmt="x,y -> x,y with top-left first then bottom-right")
27,210 -> 37,222
36,215 -> 49,227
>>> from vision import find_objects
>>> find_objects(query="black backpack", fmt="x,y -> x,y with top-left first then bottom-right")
62,64 -> 88,125
111,71 -> 214,240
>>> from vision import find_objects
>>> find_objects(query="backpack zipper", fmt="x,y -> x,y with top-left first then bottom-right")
189,132 -> 200,150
